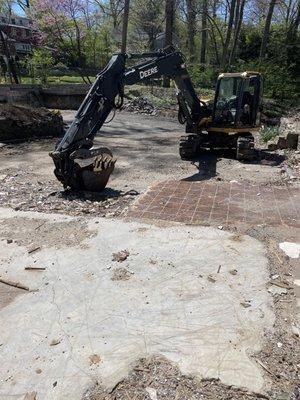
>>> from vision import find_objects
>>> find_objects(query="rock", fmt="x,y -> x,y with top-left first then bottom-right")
229,269 -> 238,275
286,132 -> 299,149
24,392 -> 37,400
279,242 -> 300,259
240,301 -> 251,308
112,250 -> 130,262
277,136 -> 287,150
50,338 -> 61,346
291,324 -> 300,337
7,239 -> 13,244
267,140 -> 277,151
89,353 -> 101,365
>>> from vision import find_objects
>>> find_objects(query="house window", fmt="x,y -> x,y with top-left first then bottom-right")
26,29 -> 30,37
19,19 -> 23,25
11,18 -> 15,24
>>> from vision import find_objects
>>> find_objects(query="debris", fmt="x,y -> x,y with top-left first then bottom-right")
240,301 -> 251,308
24,392 -> 37,400
279,242 -> 300,259
271,274 -> 279,280
229,269 -> 238,275
25,266 -> 46,271
35,368 -> 42,374
50,338 -> 61,346
123,97 -> 157,115
0,104 -> 64,141
146,387 -> 158,400
255,358 -> 277,378
268,285 -> 287,295
277,342 -> 283,348
112,249 -> 130,262
6,238 -> 13,244
27,244 -> 41,254
217,225 -> 223,230
0,277 -> 29,291
217,265 -> 221,273
207,275 -> 216,283
291,324 -> 300,337
89,354 -> 101,365
111,268 -> 132,281
268,278 -> 292,290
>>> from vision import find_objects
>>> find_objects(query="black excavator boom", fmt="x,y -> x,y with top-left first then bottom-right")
50,47 -> 208,191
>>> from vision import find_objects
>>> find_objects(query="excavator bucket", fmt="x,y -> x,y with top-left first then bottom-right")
51,147 -> 116,192
70,147 -> 116,192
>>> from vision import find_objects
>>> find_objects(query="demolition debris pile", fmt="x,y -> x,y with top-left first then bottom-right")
0,104 -> 64,142
123,96 -> 157,115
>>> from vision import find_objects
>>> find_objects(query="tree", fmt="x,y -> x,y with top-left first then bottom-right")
121,0 -> 130,52
163,0 -> 175,86
260,0 -> 277,60
200,0 -> 208,67
186,0 -> 197,62
221,0 -> 237,68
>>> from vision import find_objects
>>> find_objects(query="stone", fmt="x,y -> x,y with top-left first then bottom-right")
286,132 -> 299,149
277,136 -> 287,150
279,242 -> 300,258
267,140 -> 277,151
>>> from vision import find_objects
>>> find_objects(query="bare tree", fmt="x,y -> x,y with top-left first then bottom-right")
228,0 -> 246,65
163,0 -> 174,86
186,0 -> 197,62
259,0 -> 277,60
200,0 -> 208,68
221,0 -> 237,68
121,0 -> 130,52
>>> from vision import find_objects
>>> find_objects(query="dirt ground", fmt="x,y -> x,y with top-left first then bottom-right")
0,109 -> 299,400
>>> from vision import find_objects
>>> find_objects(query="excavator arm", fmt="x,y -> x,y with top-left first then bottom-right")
50,47 -> 207,191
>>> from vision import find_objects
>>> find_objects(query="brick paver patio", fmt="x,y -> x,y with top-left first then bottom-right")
129,180 -> 300,227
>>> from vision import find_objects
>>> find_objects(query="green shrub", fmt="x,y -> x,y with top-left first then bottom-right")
260,126 -> 280,143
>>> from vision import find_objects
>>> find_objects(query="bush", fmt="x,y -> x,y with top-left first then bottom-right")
260,126 -> 280,143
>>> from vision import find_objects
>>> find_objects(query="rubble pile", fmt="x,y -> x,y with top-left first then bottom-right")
0,104 -> 64,142
123,96 -> 157,115
0,167 -> 138,217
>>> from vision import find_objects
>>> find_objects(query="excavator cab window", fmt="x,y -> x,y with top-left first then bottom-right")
212,73 -> 262,129
213,76 -> 242,126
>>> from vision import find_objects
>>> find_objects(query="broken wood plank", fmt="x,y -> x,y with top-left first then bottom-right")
0,277 -> 29,291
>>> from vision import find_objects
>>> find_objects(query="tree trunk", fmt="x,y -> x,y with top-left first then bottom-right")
228,0 -> 245,66
121,0 -> 130,53
200,0 -> 208,68
259,0 -> 276,60
0,29 -> 19,84
186,0 -> 196,62
163,0 -> 174,87
221,0 -> 237,69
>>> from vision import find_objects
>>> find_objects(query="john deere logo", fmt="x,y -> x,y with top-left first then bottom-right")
139,66 -> 158,79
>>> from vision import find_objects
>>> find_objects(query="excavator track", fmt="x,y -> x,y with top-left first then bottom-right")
179,134 -> 201,160
236,135 -> 255,161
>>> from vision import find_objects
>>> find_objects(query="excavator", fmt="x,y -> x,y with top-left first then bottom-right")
50,47 -> 263,192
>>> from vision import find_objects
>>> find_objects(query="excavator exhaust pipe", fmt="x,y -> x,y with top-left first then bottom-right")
50,147 -> 116,192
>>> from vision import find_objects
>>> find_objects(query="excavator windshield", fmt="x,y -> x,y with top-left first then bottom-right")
213,77 -> 242,126
212,72 -> 262,129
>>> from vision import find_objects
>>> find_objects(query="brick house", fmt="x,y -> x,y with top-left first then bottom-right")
0,15 -> 35,57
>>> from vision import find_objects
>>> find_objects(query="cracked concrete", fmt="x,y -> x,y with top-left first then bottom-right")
0,208 -> 274,400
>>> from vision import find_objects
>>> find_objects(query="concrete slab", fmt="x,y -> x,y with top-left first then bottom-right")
0,208 -> 274,400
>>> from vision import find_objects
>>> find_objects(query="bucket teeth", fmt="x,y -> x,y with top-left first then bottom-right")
69,148 -> 116,191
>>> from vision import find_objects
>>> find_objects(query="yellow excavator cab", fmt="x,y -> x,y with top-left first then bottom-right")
209,71 -> 263,133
